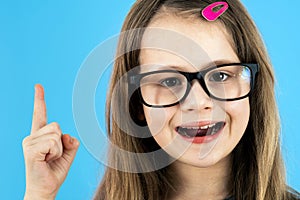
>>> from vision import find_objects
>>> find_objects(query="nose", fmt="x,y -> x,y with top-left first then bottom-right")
180,80 -> 213,111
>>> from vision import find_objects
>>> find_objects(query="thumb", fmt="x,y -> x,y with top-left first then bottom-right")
61,134 -> 79,168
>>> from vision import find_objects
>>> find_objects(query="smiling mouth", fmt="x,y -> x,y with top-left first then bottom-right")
176,121 -> 225,138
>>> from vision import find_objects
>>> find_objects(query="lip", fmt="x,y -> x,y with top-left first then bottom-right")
178,121 -> 222,128
175,121 -> 226,144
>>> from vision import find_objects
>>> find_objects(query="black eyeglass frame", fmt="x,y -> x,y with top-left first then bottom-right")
129,63 -> 259,108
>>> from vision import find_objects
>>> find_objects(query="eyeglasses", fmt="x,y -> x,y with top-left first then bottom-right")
129,63 -> 259,108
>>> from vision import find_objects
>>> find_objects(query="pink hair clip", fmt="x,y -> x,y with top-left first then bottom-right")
202,1 -> 229,21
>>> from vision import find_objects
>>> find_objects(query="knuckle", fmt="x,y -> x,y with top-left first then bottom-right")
51,132 -> 62,142
22,136 -> 29,146
50,122 -> 60,130
49,122 -> 62,135
49,134 -> 62,146
22,136 -> 32,148
48,138 -> 57,148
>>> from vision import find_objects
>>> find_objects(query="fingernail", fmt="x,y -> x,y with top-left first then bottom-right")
34,84 -> 44,100
69,137 -> 74,144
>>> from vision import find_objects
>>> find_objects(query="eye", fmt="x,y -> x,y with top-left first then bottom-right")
161,77 -> 182,87
209,72 -> 229,82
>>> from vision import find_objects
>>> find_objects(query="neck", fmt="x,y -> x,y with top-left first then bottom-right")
168,154 -> 232,200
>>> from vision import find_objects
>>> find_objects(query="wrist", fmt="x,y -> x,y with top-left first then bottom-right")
24,192 -> 56,200
24,182 -> 58,200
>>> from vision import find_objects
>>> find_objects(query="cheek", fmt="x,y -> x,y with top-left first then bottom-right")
225,98 -> 250,135
143,106 -> 176,136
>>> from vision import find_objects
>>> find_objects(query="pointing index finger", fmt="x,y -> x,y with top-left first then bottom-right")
31,84 -> 47,134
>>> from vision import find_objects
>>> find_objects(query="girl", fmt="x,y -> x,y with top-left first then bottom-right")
23,0 -> 300,199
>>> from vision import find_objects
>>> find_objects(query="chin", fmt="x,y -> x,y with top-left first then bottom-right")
175,150 -> 232,168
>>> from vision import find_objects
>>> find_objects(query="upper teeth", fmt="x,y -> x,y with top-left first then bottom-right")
209,123 -> 216,127
200,125 -> 209,129
182,123 -> 216,130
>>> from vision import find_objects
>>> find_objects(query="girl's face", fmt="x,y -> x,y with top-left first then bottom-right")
139,15 -> 250,167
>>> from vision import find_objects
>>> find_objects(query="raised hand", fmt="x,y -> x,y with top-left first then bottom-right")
22,84 -> 79,200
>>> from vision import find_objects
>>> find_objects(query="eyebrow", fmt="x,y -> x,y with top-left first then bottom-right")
200,59 -> 240,68
140,59 -> 238,73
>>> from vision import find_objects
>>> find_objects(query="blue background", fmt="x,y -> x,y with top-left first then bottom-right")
0,0 -> 299,199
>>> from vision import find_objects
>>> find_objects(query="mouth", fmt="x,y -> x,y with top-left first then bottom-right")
175,121 -> 226,139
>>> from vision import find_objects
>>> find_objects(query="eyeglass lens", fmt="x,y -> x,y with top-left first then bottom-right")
139,64 -> 252,106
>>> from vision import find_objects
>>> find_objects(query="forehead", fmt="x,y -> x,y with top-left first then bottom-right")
140,15 -> 239,70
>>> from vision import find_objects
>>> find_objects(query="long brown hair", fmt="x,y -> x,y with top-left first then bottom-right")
94,0 -> 298,199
